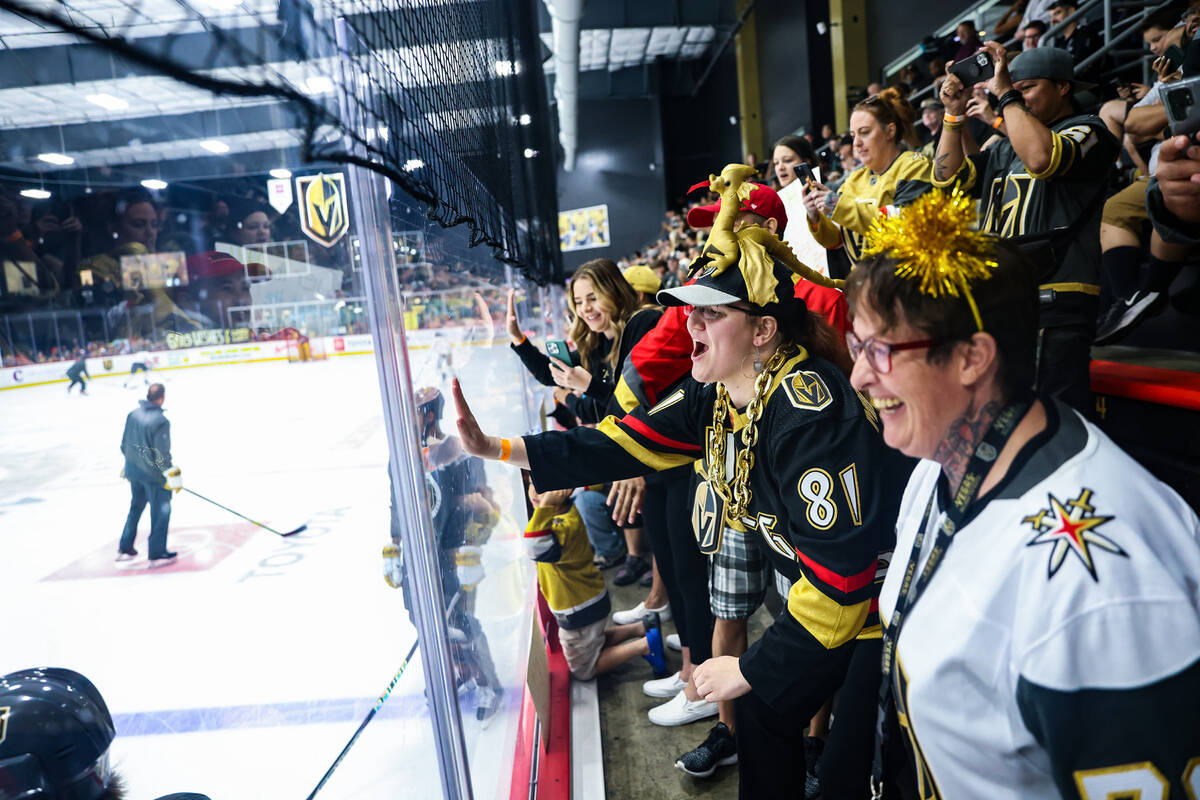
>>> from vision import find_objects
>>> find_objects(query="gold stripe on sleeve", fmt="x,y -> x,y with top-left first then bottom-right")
596,417 -> 697,472
787,575 -> 872,650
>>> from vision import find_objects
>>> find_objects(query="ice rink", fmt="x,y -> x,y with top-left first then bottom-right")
0,342 -> 539,799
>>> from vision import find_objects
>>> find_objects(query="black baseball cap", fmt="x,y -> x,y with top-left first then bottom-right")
1008,47 -> 1097,90
657,251 -> 806,315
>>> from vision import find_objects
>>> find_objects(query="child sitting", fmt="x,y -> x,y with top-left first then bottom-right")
523,483 -> 667,680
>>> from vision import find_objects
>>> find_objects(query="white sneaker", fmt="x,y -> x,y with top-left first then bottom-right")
648,689 -> 718,727
643,671 -> 686,698
666,633 -> 681,652
612,600 -> 671,625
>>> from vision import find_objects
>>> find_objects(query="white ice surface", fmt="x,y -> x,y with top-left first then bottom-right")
0,345 -> 537,799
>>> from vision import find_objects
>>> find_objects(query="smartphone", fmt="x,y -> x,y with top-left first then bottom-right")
795,163 -> 817,185
1164,75 -> 1200,138
1164,44 -> 1186,74
545,340 -> 578,367
949,51 -> 995,85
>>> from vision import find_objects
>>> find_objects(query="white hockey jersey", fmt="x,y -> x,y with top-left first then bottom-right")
880,402 -> 1200,799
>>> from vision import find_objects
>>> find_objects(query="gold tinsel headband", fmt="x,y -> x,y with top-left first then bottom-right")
861,188 -> 997,331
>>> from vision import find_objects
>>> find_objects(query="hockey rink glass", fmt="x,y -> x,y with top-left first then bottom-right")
845,331 -> 936,373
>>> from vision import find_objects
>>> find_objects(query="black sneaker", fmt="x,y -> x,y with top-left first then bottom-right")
675,722 -> 738,777
1094,290 -> 1167,345
613,554 -> 649,586
804,735 -> 825,799
593,550 -> 626,570
637,568 -> 654,587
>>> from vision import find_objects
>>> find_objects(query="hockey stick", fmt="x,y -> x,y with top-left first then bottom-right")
304,594 -> 461,800
181,488 -> 307,536
303,636 -> 420,800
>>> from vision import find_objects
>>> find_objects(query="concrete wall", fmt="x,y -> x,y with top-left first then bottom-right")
556,96 -> 667,272
754,0 -> 837,144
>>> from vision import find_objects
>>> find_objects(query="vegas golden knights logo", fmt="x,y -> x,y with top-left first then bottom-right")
692,479 -> 727,556
102,358 -> 113,371
296,173 -> 350,247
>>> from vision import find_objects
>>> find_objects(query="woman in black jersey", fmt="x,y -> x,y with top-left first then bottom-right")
456,228 -> 913,798
507,257 -> 662,585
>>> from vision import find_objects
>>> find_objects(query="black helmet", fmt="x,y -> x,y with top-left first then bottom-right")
415,387 -> 445,446
415,386 -> 444,422
0,667 -> 115,800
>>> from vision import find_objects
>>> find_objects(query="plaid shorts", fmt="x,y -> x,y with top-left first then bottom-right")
709,525 -> 771,620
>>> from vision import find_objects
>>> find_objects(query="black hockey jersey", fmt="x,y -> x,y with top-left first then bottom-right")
523,348 -> 915,703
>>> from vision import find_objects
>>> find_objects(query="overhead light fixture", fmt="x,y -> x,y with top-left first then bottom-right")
270,168 -> 292,179
20,189 -> 51,200
140,178 -> 168,191
38,152 -> 75,166
301,75 -> 335,95
200,139 -> 230,154
523,148 -> 537,158
518,113 -> 532,126
85,93 -> 129,111
403,158 -> 425,172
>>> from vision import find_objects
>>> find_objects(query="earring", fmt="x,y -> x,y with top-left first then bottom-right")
753,346 -> 764,374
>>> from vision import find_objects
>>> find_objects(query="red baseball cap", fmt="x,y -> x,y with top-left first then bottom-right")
686,180 -> 788,232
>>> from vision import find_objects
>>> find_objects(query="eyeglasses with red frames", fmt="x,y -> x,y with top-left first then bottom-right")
845,331 -> 936,374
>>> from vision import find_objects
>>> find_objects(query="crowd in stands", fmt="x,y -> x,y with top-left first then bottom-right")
0,177 -> 507,366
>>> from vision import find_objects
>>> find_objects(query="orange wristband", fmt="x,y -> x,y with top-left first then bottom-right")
498,438 -> 512,462
992,115 -> 1004,130
943,112 -> 966,124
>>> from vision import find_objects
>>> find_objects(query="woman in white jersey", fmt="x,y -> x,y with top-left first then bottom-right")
845,190 -> 1200,799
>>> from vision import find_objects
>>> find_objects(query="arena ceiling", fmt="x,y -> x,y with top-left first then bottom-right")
0,0 -> 730,187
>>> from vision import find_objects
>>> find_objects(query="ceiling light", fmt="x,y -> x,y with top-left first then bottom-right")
523,148 -> 537,158
269,168 -> 292,179
20,189 -> 51,200
301,75 -> 335,95
38,152 -> 75,166
403,158 -> 424,172
140,179 -> 168,191
85,93 -> 129,111
200,139 -> 230,154
518,113 -> 532,125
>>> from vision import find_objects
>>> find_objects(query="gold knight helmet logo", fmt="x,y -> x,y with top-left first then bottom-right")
296,172 -> 350,247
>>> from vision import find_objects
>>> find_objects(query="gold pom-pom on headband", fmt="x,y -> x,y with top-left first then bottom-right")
861,188 -> 997,331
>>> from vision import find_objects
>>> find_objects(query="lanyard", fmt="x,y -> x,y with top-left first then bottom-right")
870,401 -> 1029,798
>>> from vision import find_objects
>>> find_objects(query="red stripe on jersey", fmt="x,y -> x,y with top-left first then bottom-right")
794,550 -> 878,594
622,415 -> 702,453
869,598 -> 879,613
524,528 -> 551,538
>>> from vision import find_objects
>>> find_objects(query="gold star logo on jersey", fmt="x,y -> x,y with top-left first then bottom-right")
296,172 -> 350,247
782,370 -> 832,411
1023,488 -> 1126,581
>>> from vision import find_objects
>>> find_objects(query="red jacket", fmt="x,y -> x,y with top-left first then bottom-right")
614,280 -> 849,411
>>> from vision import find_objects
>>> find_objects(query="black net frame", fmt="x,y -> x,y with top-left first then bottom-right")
0,0 -> 561,282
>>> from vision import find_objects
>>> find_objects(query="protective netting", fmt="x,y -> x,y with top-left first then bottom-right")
0,0 -> 561,282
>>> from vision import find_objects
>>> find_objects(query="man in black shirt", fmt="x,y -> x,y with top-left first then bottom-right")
934,45 -> 1118,411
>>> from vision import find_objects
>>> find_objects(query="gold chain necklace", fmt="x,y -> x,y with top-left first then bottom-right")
708,346 -> 795,524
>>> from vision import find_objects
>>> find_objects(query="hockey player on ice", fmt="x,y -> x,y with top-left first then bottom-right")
383,386 -> 504,723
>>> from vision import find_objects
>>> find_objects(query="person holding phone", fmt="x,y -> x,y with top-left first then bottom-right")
934,44 -> 1118,410
802,88 -> 935,267
506,259 -> 662,586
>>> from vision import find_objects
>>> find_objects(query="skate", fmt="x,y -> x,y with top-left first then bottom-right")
148,551 -> 178,567
115,548 -> 138,562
